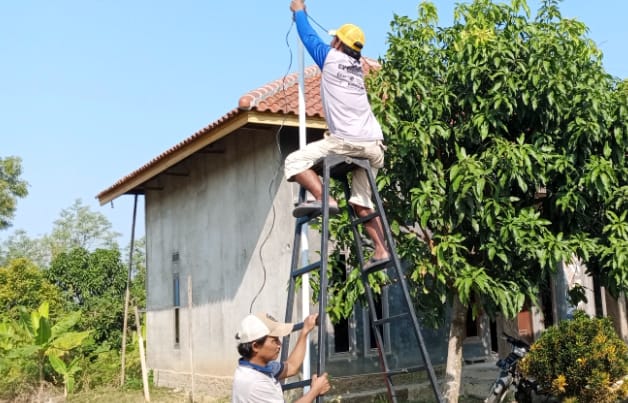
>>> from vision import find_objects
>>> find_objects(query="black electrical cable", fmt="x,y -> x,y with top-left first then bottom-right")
249,21 -> 296,313
248,11 -> 334,313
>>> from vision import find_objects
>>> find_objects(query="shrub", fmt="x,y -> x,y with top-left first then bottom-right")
519,310 -> 628,403
77,336 -> 144,391
0,353 -> 39,399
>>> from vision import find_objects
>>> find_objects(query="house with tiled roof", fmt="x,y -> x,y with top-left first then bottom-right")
98,56 -> 593,397
96,59 -> 451,396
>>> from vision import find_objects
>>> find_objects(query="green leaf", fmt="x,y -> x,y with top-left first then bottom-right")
480,122 -> 489,139
38,301 -> 49,319
452,174 -> 463,192
51,330 -> 91,351
36,316 -> 51,346
391,220 -> 400,236
48,354 -> 67,375
51,311 -> 81,338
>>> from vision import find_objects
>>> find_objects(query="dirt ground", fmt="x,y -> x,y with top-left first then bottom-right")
4,385 -> 485,403
3,359 -> 497,402
2,386 -> 192,403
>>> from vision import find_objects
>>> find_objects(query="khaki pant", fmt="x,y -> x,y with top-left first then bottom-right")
284,135 -> 385,209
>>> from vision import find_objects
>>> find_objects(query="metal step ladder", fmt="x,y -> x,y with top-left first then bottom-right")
281,154 -> 444,403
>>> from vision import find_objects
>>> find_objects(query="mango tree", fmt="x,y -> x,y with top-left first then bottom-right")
47,247 -> 127,346
327,0 -> 628,400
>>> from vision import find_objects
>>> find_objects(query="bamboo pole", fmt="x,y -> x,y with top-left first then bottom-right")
120,195 -> 138,386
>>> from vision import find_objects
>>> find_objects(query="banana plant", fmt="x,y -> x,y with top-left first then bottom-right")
48,355 -> 82,397
3,302 -> 90,397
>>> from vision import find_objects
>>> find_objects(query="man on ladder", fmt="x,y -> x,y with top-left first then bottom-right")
284,0 -> 389,269
282,3 -> 445,401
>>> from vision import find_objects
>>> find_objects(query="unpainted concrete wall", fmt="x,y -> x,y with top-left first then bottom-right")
144,130 -> 302,382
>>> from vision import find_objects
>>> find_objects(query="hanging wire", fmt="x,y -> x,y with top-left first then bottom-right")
248,9 -> 335,313
249,21 -> 296,313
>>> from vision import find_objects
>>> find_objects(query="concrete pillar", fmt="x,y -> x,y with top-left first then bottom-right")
604,291 -> 628,343
551,258 -> 596,322
495,314 -> 518,359
551,261 -> 570,322
477,312 -> 491,357
530,305 -> 545,341
573,262 -> 596,317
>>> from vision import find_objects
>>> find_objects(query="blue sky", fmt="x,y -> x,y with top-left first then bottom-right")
1,0 -> 627,246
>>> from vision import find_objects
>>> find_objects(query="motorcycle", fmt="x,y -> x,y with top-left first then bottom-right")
484,332 -> 538,403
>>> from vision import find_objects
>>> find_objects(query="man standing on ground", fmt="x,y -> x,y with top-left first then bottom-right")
232,312 -> 330,402
285,0 -> 389,268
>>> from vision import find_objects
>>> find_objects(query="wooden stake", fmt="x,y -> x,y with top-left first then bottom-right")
134,306 -> 151,402
188,275 -> 195,401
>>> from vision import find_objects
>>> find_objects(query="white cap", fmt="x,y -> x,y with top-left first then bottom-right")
235,313 -> 294,344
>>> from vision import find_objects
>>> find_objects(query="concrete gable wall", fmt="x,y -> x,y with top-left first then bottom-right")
144,129 -> 298,377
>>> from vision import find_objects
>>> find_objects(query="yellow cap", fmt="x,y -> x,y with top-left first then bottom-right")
329,23 -> 365,52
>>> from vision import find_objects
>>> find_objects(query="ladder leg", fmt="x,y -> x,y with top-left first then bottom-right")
341,176 -> 398,402
283,156 -> 443,403
363,279 -> 398,402
317,159 -> 332,376
282,187 -> 307,363
363,166 -> 444,403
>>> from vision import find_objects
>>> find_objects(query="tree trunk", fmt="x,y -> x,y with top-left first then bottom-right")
443,294 -> 467,402
38,353 -> 44,403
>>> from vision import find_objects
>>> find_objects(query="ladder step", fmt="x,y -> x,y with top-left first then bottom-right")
362,258 -> 391,275
292,261 -> 321,278
311,155 -> 371,179
351,211 -> 380,225
384,365 -> 431,377
372,312 -> 409,327
282,379 -> 311,391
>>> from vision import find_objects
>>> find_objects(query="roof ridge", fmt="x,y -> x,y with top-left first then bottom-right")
238,65 -> 321,111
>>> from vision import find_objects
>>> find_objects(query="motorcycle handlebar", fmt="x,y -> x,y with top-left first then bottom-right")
501,332 -> 531,349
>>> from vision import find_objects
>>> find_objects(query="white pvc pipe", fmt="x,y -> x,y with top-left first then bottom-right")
297,36 -> 311,391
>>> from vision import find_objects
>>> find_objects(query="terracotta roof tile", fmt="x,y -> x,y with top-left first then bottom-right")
238,64 -> 322,116
97,58 -> 380,204
238,57 -> 380,117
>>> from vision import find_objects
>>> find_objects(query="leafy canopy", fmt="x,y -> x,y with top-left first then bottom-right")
327,0 -> 628,324
47,247 -> 127,345
0,156 -> 28,230
0,258 -> 64,322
